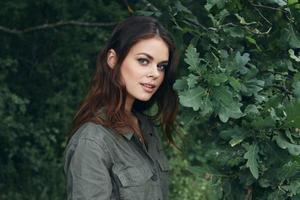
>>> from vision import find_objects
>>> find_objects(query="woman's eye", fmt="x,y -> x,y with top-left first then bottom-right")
137,58 -> 149,65
157,64 -> 167,71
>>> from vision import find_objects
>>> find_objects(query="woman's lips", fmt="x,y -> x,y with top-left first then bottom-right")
140,83 -> 156,93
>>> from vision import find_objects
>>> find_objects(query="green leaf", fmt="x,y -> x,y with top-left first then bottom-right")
243,79 -> 265,96
244,104 -> 260,115
135,10 -> 156,16
281,180 -> 300,196
251,116 -> 276,129
215,9 -> 230,22
265,0 -> 287,6
275,134 -> 300,156
246,36 -> 262,51
173,79 -> 188,91
213,86 -> 243,122
207,73 -> 228,86
243,144 -> 259,179
223,26 -> 244,38
285,101 -> 300,128
187,74 -> 199,88
289,49 -> 300,62
175,1 -> 192,14
229,135 -> 245,147
292,81 -> 300,98
259,178 -> 271,188
229,77 -> 242,91
200,95 -> 214,116
288,0 -> 298,5
184,45 -> 201,73
234,14 -> 255,25
219,127 -> 241,140
278,161 -> 300,180
286,26 -> 300,48
179,86 -> 206,111
235,51 -> 250,68
204,0 -> 226,11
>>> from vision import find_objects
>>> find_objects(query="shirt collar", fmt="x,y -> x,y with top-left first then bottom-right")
122,109 -> 145,141
123,132 -> 134,140
97,107 -> 145,141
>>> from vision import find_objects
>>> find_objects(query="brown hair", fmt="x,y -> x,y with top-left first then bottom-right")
68,16 -> 179,147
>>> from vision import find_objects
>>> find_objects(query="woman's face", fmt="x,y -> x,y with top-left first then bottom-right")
120,37 -> 169,106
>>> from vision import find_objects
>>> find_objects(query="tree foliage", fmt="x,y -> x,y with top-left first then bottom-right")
0,0 -> 127,199
166,0 -> 300,199
1,0 -> 300,199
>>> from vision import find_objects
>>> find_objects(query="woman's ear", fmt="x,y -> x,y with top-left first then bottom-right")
107,49 -> 117,69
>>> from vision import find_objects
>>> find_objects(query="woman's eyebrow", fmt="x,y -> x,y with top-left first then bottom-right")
136,53 -> 169,63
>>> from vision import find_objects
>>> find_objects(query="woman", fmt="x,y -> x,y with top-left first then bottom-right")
64,16 -> 179,200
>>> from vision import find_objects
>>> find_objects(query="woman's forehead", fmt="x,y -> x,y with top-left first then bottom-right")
128,37 -> 169,61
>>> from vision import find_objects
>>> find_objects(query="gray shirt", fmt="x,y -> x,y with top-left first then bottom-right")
64,111 -> 170,200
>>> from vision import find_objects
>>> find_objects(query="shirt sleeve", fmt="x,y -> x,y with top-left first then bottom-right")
64,138 -> 112,200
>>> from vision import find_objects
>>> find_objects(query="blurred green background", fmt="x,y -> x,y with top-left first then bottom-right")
1,0 -> 300,199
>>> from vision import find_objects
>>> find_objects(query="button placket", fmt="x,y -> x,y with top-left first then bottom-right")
151,173 -> 158,181
136,119 -> 157,165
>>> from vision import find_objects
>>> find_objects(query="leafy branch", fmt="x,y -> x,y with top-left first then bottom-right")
248,0 -> 289,12
0,20 -> 116,35
141,0 -> 159,12
248,0 -> 294,23
253,7 -> 272,25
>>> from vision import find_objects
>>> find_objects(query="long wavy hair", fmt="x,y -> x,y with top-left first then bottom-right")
68,16 -> 179,146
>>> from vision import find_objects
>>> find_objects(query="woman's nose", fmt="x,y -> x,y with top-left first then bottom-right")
147,64 -> 160,78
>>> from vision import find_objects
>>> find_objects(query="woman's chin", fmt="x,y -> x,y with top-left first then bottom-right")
136,95 -> 153,102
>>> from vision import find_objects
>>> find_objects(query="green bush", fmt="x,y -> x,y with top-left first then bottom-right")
168,0 -> 300,199
1,0 -> 300,199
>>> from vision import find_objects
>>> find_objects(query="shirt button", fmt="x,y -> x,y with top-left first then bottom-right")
151,173 -> 158,181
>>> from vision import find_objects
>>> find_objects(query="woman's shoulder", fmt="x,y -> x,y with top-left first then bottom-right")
67,122 -> 114,147
63,122 -> 114,174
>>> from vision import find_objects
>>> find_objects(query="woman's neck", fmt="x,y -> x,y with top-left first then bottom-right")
125,96 -> 135,113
